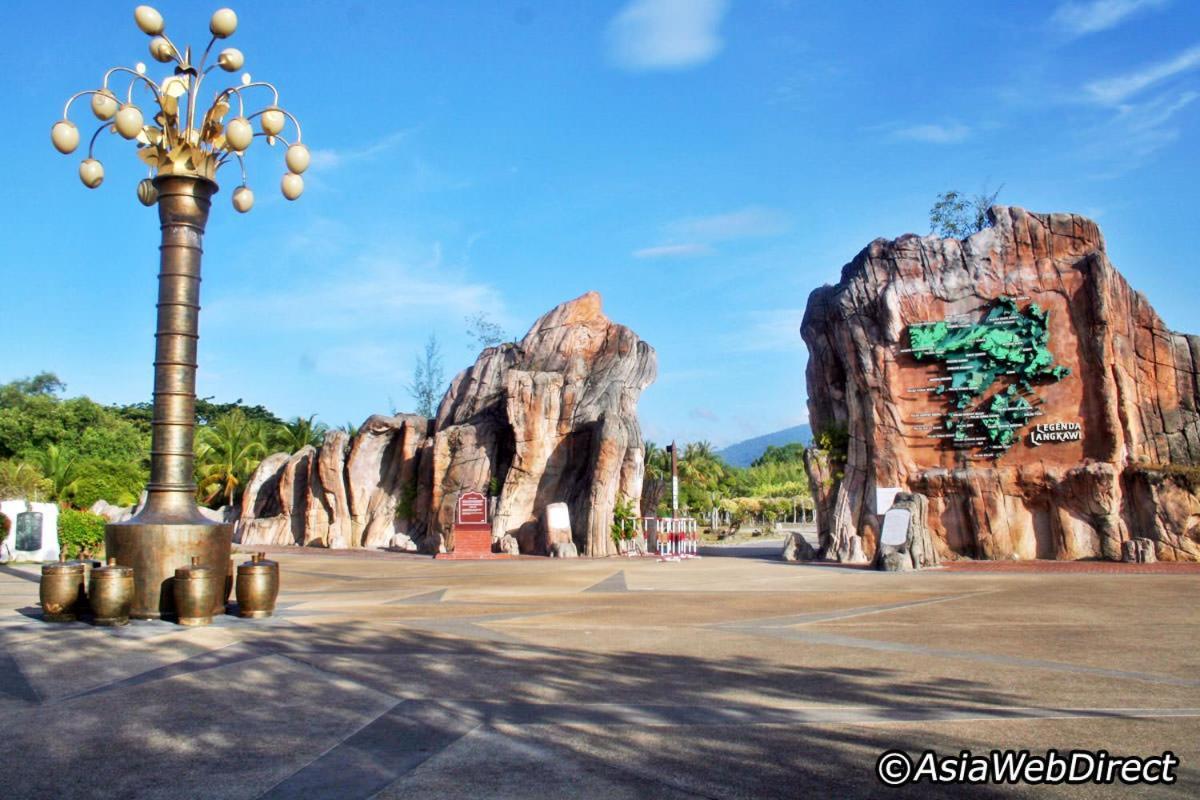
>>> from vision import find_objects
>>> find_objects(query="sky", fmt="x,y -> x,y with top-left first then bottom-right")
2,0 -> 1198,447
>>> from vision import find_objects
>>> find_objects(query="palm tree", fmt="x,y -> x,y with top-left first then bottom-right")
273,415 -> 327,453
0,460 -> 53,501
643,441 -> 666,479
640,441 -> 668,517
195,410 -> 268,508
30,444 -> 79,500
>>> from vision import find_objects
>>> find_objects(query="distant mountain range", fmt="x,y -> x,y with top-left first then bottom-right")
718,424 -> 813,468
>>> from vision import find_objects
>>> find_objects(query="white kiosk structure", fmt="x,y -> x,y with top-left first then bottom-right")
0,501 -> 61,563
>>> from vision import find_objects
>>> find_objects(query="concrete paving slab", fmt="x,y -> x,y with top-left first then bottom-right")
1,548 -> 1197,798
374,724 -> 707,800
0,653 -> 397,799
8,626 -> 242,700
257,700 -> 478,799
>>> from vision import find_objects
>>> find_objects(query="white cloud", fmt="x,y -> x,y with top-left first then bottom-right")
633,206 -> 789,262
606,0 -> 729,71
1051,0 -> 1168,38
1083,44 -> 1200,105
690,407 -> 719,422
633,243 -> 714,259
1076,90 -> 1198,174
1119,89 -> 1199,134
666,206 -> 790,241
891,122 -> 971,144
207,244 -> 504,332
309,129 -> 411,171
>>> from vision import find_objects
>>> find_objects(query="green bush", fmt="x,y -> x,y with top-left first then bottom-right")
58,507 -> 107,559
67,458 -> 145,508
611,496 -> 637,544
814,425 -> 849,463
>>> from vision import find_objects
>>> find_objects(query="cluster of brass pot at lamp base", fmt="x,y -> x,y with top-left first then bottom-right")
39,552 -> 278,626
40,557 -> 133,625
173,552 -> 279,624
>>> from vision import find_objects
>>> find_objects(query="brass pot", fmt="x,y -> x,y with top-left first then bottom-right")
173,556 -> 215,626
40,558 -> 85,622
71,558 -> 102,615
72,558 -> 101,583
89,557 -> 134,626
236,552 -> 279,618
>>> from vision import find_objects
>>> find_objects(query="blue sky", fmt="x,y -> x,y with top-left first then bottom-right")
2,0 -> 1198,446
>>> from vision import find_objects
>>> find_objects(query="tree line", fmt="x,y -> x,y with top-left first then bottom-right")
0,372 -> 817,534
641,440 -> 813,529
0,372 -> 332,511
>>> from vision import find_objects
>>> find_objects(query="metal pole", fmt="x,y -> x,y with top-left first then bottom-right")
105,175 -> 231,619
670,440 -> 678,518
146,176 -> 209,515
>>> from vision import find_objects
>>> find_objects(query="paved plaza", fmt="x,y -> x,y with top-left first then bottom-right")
1,545 -> 1198,799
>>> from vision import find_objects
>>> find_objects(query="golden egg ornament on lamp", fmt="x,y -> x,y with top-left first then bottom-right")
91,89 -> 119,120
49,5 -> 309,618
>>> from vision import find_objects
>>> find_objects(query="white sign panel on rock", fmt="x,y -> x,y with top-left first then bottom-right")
879,508 -> 911,547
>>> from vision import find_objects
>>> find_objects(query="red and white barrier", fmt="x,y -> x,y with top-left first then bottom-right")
645,517 -> 700,562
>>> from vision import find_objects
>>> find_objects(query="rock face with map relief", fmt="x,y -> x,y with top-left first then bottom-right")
236,291 -> 656,557
801,206 -> 1200,563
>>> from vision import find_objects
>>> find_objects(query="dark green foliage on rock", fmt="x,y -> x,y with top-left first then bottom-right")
409,334 -> 445,418
928,186 -> 1002,239
909,297 -> 1070,455
813,425 -> 848,463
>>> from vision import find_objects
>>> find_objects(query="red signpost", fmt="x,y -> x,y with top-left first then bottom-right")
435,490 -> 511,560
456,491 -> 487,526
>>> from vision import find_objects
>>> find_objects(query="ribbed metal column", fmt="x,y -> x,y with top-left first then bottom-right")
105,175 -> 231,619
144,175 -> 212,517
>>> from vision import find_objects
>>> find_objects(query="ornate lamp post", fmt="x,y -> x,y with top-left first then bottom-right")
50,6 -> 309,618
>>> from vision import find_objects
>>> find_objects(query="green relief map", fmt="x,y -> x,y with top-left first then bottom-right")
904,297 -> 1070,456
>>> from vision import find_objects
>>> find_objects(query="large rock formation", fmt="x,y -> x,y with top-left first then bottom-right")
236,292 -> 656,557
428,291 -> 655,556
305,429 -> 353,548
802,207 -> 1200,562
345,414 -> 429,549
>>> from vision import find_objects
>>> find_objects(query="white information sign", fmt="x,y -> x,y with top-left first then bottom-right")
546,503 -> 570,530
880,508 -> 911,547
